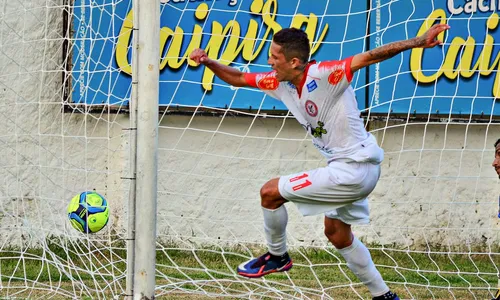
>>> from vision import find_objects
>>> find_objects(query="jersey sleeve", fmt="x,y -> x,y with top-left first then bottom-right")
316,56 -> 354,96
243,71 -> 282,100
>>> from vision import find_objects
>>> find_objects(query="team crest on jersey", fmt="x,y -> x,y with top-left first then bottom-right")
305,100 -> 318,117
257,77 -> 279,90
306,80 -> 317,92
328,69 -> 344,85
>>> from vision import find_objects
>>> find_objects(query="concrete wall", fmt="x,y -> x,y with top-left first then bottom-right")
0,0 -> 499,252
0,0 -> 130,244
158,116 -> 500,250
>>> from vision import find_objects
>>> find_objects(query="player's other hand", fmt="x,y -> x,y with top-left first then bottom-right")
189,48 -> 209,65
419,23 -> 450,48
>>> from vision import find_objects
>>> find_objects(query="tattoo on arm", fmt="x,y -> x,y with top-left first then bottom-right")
366,36 -> 425,62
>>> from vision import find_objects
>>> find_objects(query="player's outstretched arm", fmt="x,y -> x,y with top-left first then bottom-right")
189,48 -> 249,87
350,23 -> 450,73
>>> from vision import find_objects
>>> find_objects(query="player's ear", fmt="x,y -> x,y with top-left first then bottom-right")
290,57 -> 301,69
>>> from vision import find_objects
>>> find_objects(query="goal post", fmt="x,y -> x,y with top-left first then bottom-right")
132,0 -> 160,299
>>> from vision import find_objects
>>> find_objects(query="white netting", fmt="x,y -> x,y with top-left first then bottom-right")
1,0 -> 500,299
0,0 -> 130,298
155,0 -> 500,299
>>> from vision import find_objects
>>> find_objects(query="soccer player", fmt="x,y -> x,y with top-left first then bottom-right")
494,138 -> 500,180
190,24 -> 449,300
493,138 -> 500,300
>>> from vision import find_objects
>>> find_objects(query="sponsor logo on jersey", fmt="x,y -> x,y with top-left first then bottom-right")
313,141 -> 334,155
257,77 -> 279,90
286,81 -> 297,94
311,121 -> 327,138
306,80 -> 317,92
301,122 -> 327,139
328,69 -> 344,85
301,123 -> 312,132
305,100 -> 318,117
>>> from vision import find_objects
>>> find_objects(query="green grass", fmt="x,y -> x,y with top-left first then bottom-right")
1,240 -> 500,299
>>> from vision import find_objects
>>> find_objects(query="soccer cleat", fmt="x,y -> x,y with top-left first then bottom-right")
237,251 -> 293,278
372,291 -> 400,300
492,288 -> 500,300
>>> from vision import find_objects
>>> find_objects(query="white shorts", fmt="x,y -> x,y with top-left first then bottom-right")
278,160 -> 381,224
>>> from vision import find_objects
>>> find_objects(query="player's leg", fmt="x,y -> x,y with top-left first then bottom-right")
492,274 -> 500,300
260,178 -> 289,256
324,217 -> 399,300
237,178 -> 293,278
237,161 -> 380,278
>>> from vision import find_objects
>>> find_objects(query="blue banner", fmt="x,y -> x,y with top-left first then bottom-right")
370,0 -> 500,116
72,0 -> 500,117
72,0 -> 129,106
71,0 -> 367,110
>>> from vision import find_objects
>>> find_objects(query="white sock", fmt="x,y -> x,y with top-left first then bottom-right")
337,237 -> 389,297
262,205 -> 288,256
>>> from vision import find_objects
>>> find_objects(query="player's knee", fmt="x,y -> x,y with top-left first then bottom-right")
324,226 -> 337,244
324,226 -> 352,249
260,179 -> 284,209
260,184 -> 276,208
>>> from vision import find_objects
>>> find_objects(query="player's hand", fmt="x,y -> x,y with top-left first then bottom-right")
419,23 -> 450,48
189,48 -> 209,65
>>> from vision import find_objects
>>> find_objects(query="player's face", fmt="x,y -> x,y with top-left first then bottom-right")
493,144 -> 500,178
268,42 -> 294,82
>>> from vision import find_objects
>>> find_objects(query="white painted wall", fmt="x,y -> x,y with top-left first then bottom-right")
0,0 -> 130,244
0,0 -> 499,252
157,116 -> 500,250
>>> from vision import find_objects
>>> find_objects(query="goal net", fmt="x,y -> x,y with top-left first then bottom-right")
1,0 -> 500,299
0,0 -> 131,298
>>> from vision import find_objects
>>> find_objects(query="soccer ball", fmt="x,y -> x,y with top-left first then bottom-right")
67,191 -> 109,233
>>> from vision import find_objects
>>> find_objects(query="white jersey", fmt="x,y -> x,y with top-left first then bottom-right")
244,57 -> 384,164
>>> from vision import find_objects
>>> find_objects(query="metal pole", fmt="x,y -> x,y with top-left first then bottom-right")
125,1 -> 139,298
133,0 -> 159,298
